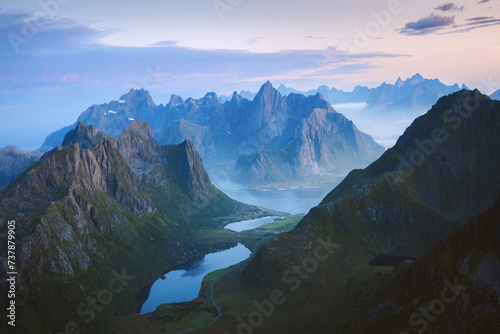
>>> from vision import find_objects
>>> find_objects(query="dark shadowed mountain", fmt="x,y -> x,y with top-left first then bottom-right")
345,194 -> 500,333
0,121 -> 263,333
0,146 -> 41,190
40,82 -> 384,186
197,89 -> 500,333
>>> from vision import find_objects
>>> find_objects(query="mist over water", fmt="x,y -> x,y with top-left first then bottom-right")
332,103 -> 414,149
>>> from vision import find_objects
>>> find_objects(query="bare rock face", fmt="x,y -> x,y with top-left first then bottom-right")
232,152 -> 283,184
62,121 -> 107,149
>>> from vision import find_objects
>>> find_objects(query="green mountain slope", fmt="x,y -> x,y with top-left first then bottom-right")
189,89 -> 500,333
0,121 -> 263,333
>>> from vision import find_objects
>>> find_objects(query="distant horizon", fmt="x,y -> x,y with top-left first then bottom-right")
1,0 -> 499,150
0,73 -> 480,152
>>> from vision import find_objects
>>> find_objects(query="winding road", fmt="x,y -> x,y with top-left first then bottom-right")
175,236 -> 273,334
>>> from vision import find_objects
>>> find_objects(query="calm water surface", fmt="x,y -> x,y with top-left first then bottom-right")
139,243 -> 250,314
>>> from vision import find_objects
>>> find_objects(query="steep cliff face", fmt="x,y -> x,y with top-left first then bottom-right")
167,140 -> 214,203
0,146 -> 41,190
232,152 -> 287,184
230,86 -> 384,184
0,121 -> 256,333
284,108 -> 382,177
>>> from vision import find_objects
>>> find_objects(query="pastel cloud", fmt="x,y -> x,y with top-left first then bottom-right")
435,3 -> 465,11
399,13 -> 455,35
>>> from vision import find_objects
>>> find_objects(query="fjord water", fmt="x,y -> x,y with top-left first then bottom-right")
139,243 -> 251,314
210,171 -> 335,215
139,178 -> 336,314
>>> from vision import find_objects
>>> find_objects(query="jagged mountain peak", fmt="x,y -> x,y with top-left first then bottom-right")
255,80 -> 277,98
62,121 -> 107,149
169,94 -> 184,105
227,91 -> 243,104
114,121 -> 160,168
407,73 -> 425,85
119,120 -> 155,138
169,139 -> 213,203
201,92 -> 220,104
119,88 -> 156,106
395,77 -> 405,87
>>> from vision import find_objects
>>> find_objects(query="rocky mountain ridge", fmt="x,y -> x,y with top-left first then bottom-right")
40,82 -> 384,186
0,121 -> 259,333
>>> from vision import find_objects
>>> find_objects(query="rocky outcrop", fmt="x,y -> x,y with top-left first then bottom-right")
62,121 -> 108,149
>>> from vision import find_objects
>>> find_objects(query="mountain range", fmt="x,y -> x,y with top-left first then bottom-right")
274,74 -> 468,120
185,89 -> 500,333
1,88 -> 499,333
0,121 -> 266,333
39,81 -> 385,186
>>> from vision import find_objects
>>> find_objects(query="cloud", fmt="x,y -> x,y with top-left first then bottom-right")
0,9 -> 411,100
466,18 -> 500,25
305,36 -> 325,39
478,0 -> 490,3
399,13 -> 455,35
0,10 -> 113,54
435,3 -> 465,11
437,15 -> 500,34
467,16 -> 494,21
150,40 -> 179,47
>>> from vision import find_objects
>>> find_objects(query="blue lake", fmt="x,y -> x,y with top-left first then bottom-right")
224,216 -> 279,232
138,243 -> 251,314
138,172 -> 340,314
